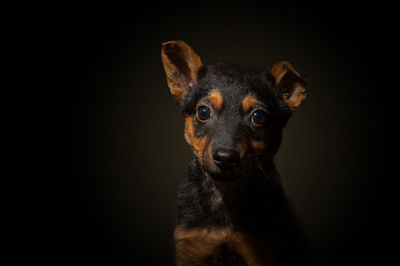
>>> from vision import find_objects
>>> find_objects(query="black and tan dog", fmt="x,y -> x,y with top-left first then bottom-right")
161,41 -> 308,266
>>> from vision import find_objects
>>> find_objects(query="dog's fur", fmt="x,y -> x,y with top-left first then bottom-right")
161,41 -> 308,266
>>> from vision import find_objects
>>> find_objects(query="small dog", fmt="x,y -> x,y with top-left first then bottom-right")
161,41 -> 308,266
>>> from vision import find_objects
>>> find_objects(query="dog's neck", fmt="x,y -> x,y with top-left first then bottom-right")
187,157 -> 285,230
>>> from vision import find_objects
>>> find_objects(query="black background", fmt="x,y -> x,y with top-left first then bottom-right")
44,1 -> 399,265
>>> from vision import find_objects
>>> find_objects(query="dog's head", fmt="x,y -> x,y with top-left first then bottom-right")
161,41 -> 307,181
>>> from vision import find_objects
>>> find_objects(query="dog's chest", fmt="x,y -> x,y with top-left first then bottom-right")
174,226 -> 278,266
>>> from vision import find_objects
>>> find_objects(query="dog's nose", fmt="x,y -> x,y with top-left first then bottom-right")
213,148 -> 240,168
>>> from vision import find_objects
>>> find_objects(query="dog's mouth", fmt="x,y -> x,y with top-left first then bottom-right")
201,156 -> 257,182
205,167 -> 243,181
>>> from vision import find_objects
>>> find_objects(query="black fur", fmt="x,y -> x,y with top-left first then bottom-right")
177,158 -> 286,230
204,244 -> 247,266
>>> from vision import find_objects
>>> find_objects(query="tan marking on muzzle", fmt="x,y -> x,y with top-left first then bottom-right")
250,140 -> 266,151
184,116 -> 207,163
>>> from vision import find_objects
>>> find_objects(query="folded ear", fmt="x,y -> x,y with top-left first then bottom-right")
161,41 -> 203,103
270,61 -> 307,111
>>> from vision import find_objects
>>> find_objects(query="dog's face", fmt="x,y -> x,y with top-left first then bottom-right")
161,41 -> 307,181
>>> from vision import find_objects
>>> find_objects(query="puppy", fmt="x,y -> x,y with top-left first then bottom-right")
161,40 -> 308,266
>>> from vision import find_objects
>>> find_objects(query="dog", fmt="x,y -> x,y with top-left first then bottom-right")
161,41 -> 308,266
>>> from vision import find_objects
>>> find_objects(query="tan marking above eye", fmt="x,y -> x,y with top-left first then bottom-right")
208,89 -> 223,111
242,94 -> 258,113
250,140 -> 266,151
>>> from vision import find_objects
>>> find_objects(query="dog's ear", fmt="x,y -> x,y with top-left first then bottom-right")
270,61 -> 307,111
161,41 -> 203,103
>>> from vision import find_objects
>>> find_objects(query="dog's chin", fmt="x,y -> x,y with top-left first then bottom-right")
202,163 -> 245,182
209,171 -> 242,182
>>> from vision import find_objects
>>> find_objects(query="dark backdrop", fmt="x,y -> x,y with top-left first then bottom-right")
51,2 -> 398,265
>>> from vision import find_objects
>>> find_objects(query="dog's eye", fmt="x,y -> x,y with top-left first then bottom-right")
250,110 -> 267,126
197,106 -> 211,121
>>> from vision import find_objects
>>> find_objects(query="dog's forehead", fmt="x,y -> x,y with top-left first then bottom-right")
203,64 -> 274,105
206,64 -> 265,92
